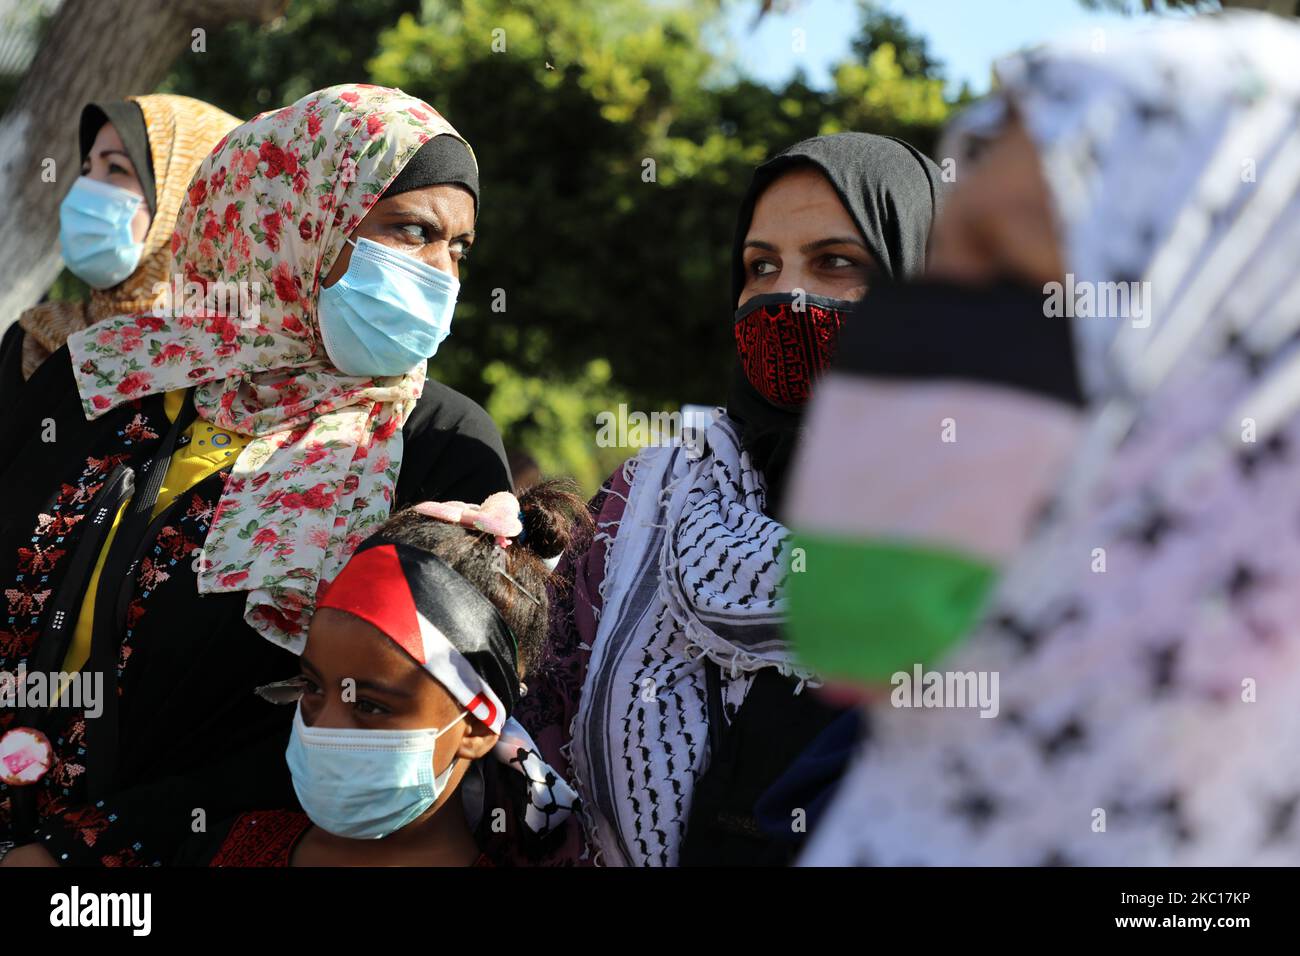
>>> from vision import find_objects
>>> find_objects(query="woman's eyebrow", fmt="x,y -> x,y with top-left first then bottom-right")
388,208 -> 443,230
799,236 -> 870,254
386,206 -> 476,243
743,239 -> 778,252
97,149 -> 134,166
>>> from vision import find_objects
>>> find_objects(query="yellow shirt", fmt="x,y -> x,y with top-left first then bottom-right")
61,389 -> 251,675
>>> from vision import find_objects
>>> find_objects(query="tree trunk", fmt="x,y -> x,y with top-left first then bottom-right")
0,0 -> 287,334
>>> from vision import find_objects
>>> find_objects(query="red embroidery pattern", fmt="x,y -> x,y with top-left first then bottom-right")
0,406 -> 170,840
210,810 -> 312,867
115,515 -> 202,681
734,299 -> 848,408
155,525 -> 195,562
207,811 -> 496,867
34,513 -> 84,537
57,802 -> 112,848
4,585 -> 52,618
136,557 -> 171,592
121,415 -> 159,444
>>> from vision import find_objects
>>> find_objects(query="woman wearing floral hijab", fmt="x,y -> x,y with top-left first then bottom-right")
789,11 -> 1300,866
0,94 -> 240,406
0,84 -> 509,867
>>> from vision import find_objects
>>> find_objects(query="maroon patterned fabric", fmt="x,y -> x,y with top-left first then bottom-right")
733,297 -> 848,408
207,810 -> 496,866
209,810 -> 312,867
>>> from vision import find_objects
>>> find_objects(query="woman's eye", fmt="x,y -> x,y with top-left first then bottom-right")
820,254 -> 856,269
450,239 -> 471,259
355,699 -> 389,716
299,676 -> 321,696
751,259 -> 778,277
109,163 -> 132,178
398,223 -> 428,242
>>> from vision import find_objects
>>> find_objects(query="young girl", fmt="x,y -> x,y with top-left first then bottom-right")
181,481 -> 590,866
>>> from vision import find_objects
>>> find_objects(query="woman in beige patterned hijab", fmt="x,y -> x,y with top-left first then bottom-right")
5,94 -> 240,382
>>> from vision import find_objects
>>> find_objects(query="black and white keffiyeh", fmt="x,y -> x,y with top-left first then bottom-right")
493,717 -> 579,835
570,414 -> 810,866
800,11 -> 1300,866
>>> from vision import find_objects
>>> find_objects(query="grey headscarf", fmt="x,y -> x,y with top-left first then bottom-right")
726,132 -> 948,509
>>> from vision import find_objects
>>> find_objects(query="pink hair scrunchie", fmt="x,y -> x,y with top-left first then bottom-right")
412,492 -> 523,548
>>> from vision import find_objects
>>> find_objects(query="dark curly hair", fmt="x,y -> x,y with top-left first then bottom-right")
375,478 -> 593,676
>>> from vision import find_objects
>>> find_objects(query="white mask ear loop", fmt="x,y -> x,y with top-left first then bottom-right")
434,708 -> 471,738
432,707 -> 472,785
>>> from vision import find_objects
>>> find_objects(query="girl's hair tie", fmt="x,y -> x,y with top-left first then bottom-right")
412,492 -> 523,548
412,492 -> 543,606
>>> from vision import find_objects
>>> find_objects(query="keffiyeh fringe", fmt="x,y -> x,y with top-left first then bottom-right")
571,415 -> 805,866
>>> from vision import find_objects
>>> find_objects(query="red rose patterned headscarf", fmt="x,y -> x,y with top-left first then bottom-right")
67,84 -> 475,653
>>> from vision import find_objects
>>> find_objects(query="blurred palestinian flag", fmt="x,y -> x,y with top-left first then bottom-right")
783,281 -> 1086,683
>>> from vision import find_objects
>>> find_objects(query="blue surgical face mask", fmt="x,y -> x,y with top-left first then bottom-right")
58,176 -> 146,289
286,704 -> 467,840
316,236 -> 459,377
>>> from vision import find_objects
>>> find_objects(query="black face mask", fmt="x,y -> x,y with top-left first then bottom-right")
829,279 -> 1086,408
733,291 -> 858,410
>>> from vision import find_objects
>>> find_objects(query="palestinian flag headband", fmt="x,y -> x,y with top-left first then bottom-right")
317,536 -> 520,734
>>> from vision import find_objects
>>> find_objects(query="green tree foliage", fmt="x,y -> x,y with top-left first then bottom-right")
165,0 -> 426,118
481,357 -> 635,492
849,2 -> 945,77
164,0 -> 965,491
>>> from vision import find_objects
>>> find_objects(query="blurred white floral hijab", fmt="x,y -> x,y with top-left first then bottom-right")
69,85 -> 473,653
800,12 -> 1300,865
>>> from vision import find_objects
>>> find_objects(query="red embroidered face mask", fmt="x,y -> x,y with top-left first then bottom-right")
733,292 -> 855,408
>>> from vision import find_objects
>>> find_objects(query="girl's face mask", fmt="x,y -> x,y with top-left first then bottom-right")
285,703 -> 468,840
316,236 -> 459,378
58,176 -> 146,289
733,290 -> 856,409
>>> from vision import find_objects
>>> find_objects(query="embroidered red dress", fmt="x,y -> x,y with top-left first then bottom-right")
204,809 -> 494,867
